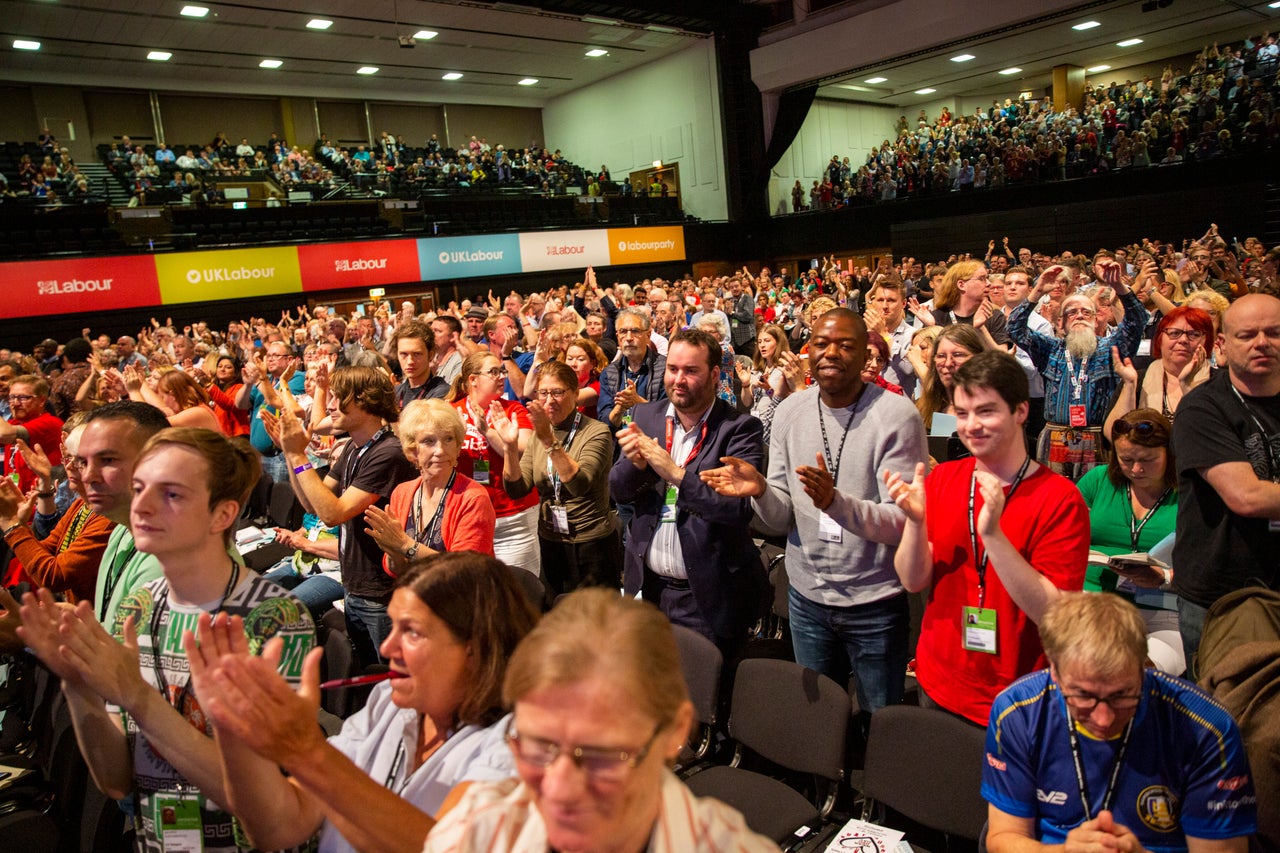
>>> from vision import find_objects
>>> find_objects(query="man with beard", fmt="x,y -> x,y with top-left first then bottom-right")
701,308 -> 926,715
1008,261 -> 1143,482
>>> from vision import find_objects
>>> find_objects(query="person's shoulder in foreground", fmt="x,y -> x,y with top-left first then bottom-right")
421,769 -> 781,853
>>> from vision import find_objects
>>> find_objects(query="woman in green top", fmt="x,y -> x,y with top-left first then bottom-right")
1075,409 -> 1182,674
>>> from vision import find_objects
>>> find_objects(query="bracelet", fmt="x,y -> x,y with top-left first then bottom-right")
1,521 -> 22,538
293,462 -> 314,475
35,489 -> 56,498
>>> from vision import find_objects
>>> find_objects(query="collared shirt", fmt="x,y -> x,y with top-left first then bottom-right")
646,402 -> 714,579
1008,291 -> 1144,426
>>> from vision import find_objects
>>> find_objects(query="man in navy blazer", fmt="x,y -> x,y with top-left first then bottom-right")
610,329 -> 766,655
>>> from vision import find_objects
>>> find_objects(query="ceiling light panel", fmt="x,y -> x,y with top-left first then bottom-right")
518,78 -> 538,85
442,72 -> 463,80
13,39 -> 41,50
999,68 -> 1021,75
180,5 -> 209,17
1072,21 -> 1100,31
585,48 -> 608,57
950,54 -> 975,62
1117,38 -> 1143,47
915,87 -> 936,94
148,51 -> 172,61
356,66 -> 379,75
414,30 -> 438,40
864,76 -> 887,84
306,19 -> 333,30
259,59 -> 282,68
1087,64 -> 1110,73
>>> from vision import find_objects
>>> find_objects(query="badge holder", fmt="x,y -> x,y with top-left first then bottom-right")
962,607 -> 998,654
550,503 -> 570,535
473,459 -> 490,485
660,485 -> 678,524
818,512 -> 843,543
154,792 -> 204,853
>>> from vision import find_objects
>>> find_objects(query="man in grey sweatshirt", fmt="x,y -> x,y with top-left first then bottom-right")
701,308 -> 927,713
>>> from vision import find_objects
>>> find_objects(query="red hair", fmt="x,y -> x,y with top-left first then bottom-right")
1152,307 -> 1214,360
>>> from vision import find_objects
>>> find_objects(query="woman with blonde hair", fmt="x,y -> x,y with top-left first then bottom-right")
915,324 -> 984,431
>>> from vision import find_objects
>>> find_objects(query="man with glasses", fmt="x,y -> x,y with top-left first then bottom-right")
1171,293 -> 1280,674
239,341 -> 306,482
1,375 -> 63,493
983,593 -> 1255,853
598,308 -> 668,434
1010,260 -> 1144,482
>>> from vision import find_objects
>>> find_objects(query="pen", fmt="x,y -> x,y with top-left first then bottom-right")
320,671 -> 407,690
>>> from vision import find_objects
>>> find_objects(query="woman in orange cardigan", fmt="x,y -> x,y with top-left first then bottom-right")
364,399 -> 496,574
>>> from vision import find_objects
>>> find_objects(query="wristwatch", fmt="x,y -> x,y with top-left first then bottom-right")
548,439 -> 564,453
404,543 -> 420,560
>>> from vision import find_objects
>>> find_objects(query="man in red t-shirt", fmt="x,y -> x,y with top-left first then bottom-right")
885,351 -> 1087,725
1,375 -> 64,493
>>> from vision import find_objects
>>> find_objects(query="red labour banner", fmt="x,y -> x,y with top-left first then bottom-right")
3,255 -> 162,318
297,239 -> 422,292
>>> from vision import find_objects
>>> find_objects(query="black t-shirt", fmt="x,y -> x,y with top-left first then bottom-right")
937,307 -> 1011,346
337,429 -> 418,601
396,376 -> 449,408
1171,369 -> 1280,607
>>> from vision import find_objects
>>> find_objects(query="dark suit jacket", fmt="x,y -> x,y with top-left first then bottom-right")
609,397 -> 765,639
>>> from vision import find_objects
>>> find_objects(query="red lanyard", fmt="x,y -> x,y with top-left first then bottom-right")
665,414 -> 710,467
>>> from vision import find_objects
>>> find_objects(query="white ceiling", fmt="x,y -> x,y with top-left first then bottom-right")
815,0 -> 1280,106
0,0 -> 710,106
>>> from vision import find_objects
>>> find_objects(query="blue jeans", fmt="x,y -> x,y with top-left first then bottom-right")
344,593 -> 392,668
262,564 -> 344,620
259,452 -> 289,484
787,586 -> 908,714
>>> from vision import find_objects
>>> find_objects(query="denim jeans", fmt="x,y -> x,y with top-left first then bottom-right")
344,593 -> 392,669
262,564 -> 344,620
259,452 -> 290,484
787,586 -> 908,714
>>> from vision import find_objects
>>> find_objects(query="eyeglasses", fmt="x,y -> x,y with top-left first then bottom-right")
535,388 -> 569,401
1162,327 -> 1205,342
616,327 -> 647,337
7,394 -> 35,404
864,351 -> 885,366
1062,307 -> 1097,319
507,722 -> 661,782
1111,419 -> 1163,439
479,367 -> 508,379
1062,692 -> 1142,712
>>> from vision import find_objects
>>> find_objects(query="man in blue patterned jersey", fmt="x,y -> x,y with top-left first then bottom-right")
983,593 -> 1255,853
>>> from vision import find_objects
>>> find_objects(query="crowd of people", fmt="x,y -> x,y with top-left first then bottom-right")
0,217 -> 1277,851
792,34 -> 1280,210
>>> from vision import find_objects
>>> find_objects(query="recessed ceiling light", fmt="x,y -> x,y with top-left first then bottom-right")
585,48 -> 608,57
950,54 -> 975,63
999,68 -> 1022,75
414,30 -> 438,40
1087,64 -> 1111,73
180,5 -> 209,17
581,15 -> 620,25
1270,1 -> 1280,8
13,39 -> 41,51
259,59 -> 282,68
442,72 -> 463,80
356,66 -> 379,75
645,25 -> 678,33
518,78 -> 538,86
864,76 -> 887,84
915,88 -> 936,95
1072,21 -> 1101,30
147,50 -> 172,61
1117,38 -> 1143,47
306,18 -> 333,30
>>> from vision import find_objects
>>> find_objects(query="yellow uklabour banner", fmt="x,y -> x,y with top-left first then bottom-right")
156,246 -> 303,305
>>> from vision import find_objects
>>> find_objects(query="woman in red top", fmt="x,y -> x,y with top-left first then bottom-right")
365,399 -> 495,569
203,355 -> 251,437
448,352 -> 541,577
564,339 -> 607,420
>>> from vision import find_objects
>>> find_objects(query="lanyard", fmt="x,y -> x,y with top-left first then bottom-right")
409,468 -> 456,549
148,563 -> 240,711
1066,705 -> 1134,821
99,541 -> 137,623
1064,350 -> 1090,402
1229,382 -> 1280,482
817,389 -> 866,484
385,739 -> 407,790
58,504 -> 93,554
665,410 -> 711,468
343,425 -> 391,487
547,412 -> 582,504
968,455 -> 1031,609
1126,484 -> 1172,551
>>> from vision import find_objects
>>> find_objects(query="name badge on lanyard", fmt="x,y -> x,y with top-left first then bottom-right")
1066,351 -> 1089,427
153,793 -> 204,853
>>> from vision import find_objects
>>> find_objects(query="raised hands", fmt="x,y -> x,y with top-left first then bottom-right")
884,463 -> 928,523
699,456 -> 767,499
1110,346 -> 1139,386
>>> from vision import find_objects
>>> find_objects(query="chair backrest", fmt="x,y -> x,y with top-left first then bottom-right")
268,480 -> 304,530
862,705 -> 988,841
728,658 -> 849,782
670,624 -> 723,727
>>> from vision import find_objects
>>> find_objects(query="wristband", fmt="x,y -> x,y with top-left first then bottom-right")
35,489 -> 56,498
1,521 -> 22,538
293,462 -> 314,475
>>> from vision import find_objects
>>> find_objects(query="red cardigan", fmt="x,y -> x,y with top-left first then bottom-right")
385,472 -> 496,573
